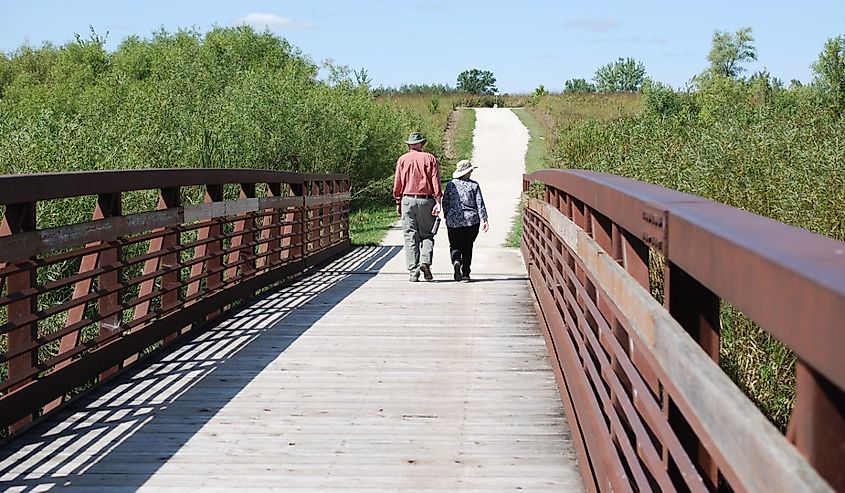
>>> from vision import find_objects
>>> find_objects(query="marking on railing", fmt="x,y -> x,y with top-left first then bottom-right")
305,192 -> 351,207
641,204 -> 668,254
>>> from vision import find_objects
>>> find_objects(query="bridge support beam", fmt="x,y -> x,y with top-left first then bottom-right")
788,362 -> 845,491
664,261 -> 721,489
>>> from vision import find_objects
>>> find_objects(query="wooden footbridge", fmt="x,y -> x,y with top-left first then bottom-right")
0,168 -> 842,492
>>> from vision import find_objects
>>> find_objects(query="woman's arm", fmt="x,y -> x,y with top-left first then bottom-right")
442,181 -> 455,218
475,183 -> 489,232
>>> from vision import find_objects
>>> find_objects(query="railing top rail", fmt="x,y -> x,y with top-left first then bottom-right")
525,169 -> 845,390
0,168 -> 350,205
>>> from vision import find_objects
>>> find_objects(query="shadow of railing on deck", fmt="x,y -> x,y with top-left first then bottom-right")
0,246 -> 401,490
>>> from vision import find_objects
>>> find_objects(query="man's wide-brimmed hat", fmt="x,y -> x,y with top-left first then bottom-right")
453,159 -> 478,178
404,132 -> 426,145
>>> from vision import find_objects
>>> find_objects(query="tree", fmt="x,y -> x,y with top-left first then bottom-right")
812,35 -> 845,113
593,57 -> 646,92
707,27 -> 756,78
353,67 -> 372,89
563,78 -> 596,93
456,68 -> 497,95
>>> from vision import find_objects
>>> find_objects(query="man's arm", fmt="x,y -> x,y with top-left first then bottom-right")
393,161 -> 403,215
430,156 -> 443,216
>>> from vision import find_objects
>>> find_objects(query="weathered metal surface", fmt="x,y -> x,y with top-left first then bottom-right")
0,168 -> 348,204
522,170 -> 843,492
0,169 -> 351,436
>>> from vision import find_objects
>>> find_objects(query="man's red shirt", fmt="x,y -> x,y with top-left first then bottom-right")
393,149 -> 442,201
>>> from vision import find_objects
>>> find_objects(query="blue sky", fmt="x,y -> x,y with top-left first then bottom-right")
1,1 -> 843,93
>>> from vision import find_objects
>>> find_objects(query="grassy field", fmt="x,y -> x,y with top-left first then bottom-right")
505,108 -> 547,247
448,108 -> 476,164
348,200 -> 400,246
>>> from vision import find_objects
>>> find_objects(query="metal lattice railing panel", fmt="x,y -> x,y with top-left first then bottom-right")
0,169 -> 351,435
522,169 -> 842,493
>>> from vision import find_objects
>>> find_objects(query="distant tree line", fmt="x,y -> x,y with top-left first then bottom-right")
372,82 -> 458,96
556,27 -> 845,108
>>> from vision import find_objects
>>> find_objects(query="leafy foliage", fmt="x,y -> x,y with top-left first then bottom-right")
564,78 -> 596,93
593,57 -> 646,92
706,27 -> 757,78
0,26 -> 438,204
456,68 -> 497,95
812,34 -> 845,115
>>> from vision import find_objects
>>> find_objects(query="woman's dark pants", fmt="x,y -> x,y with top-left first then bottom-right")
447,223 -> 480,275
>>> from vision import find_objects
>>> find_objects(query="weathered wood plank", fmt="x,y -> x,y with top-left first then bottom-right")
0,246 -> 583,491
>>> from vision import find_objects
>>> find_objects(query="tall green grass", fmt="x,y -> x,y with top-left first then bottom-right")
529,81 -> 844,429
448,108 -> 476,164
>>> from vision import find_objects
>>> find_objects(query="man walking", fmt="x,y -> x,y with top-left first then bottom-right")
393,132 -> 442,282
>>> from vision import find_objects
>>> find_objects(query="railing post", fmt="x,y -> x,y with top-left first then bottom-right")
132,187 -> 181,345
285,182 -> 305,263
307,180 -> 319,257
185,184 -> 224,322
260,183 -> 283,268
331,180 -> 341,244
318,180 -> 329,251
226,183 -> 257,280
2,202 -> 37,433
159,188 -> 182,344
788,362 -> 845,491
622,231 -> 650,290
663,260 -> 721,489
47,193 -> 123,409
95,193 -> 123,380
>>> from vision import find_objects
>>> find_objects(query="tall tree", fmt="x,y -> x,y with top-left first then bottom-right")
456,68 -> 497,95
812,34 -> 845,113
593,57 -> 646,92
707,27 -> 757,78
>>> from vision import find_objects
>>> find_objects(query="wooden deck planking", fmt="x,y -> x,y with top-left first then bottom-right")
0,246 -> 583,492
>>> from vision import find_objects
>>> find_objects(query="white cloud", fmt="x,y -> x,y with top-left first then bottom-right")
233,12 -> 312,31
563,18 -> 621,32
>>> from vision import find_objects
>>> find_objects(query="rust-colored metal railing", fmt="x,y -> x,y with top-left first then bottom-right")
521,169 -> 844,493
0,169 -> 351,436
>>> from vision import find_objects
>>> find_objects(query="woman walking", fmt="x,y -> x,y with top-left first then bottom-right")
442,160 -> 489,282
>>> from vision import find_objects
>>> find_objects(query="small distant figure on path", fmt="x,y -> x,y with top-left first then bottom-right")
393,131 -> 442,282
442,159 -> 488,282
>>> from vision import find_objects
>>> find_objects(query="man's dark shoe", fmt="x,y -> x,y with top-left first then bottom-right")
461,274 -> 471,282
420,263 -> 433,281
453,260 -> 462,281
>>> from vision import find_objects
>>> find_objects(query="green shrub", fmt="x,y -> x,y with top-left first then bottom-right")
0,26 -> 430,209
